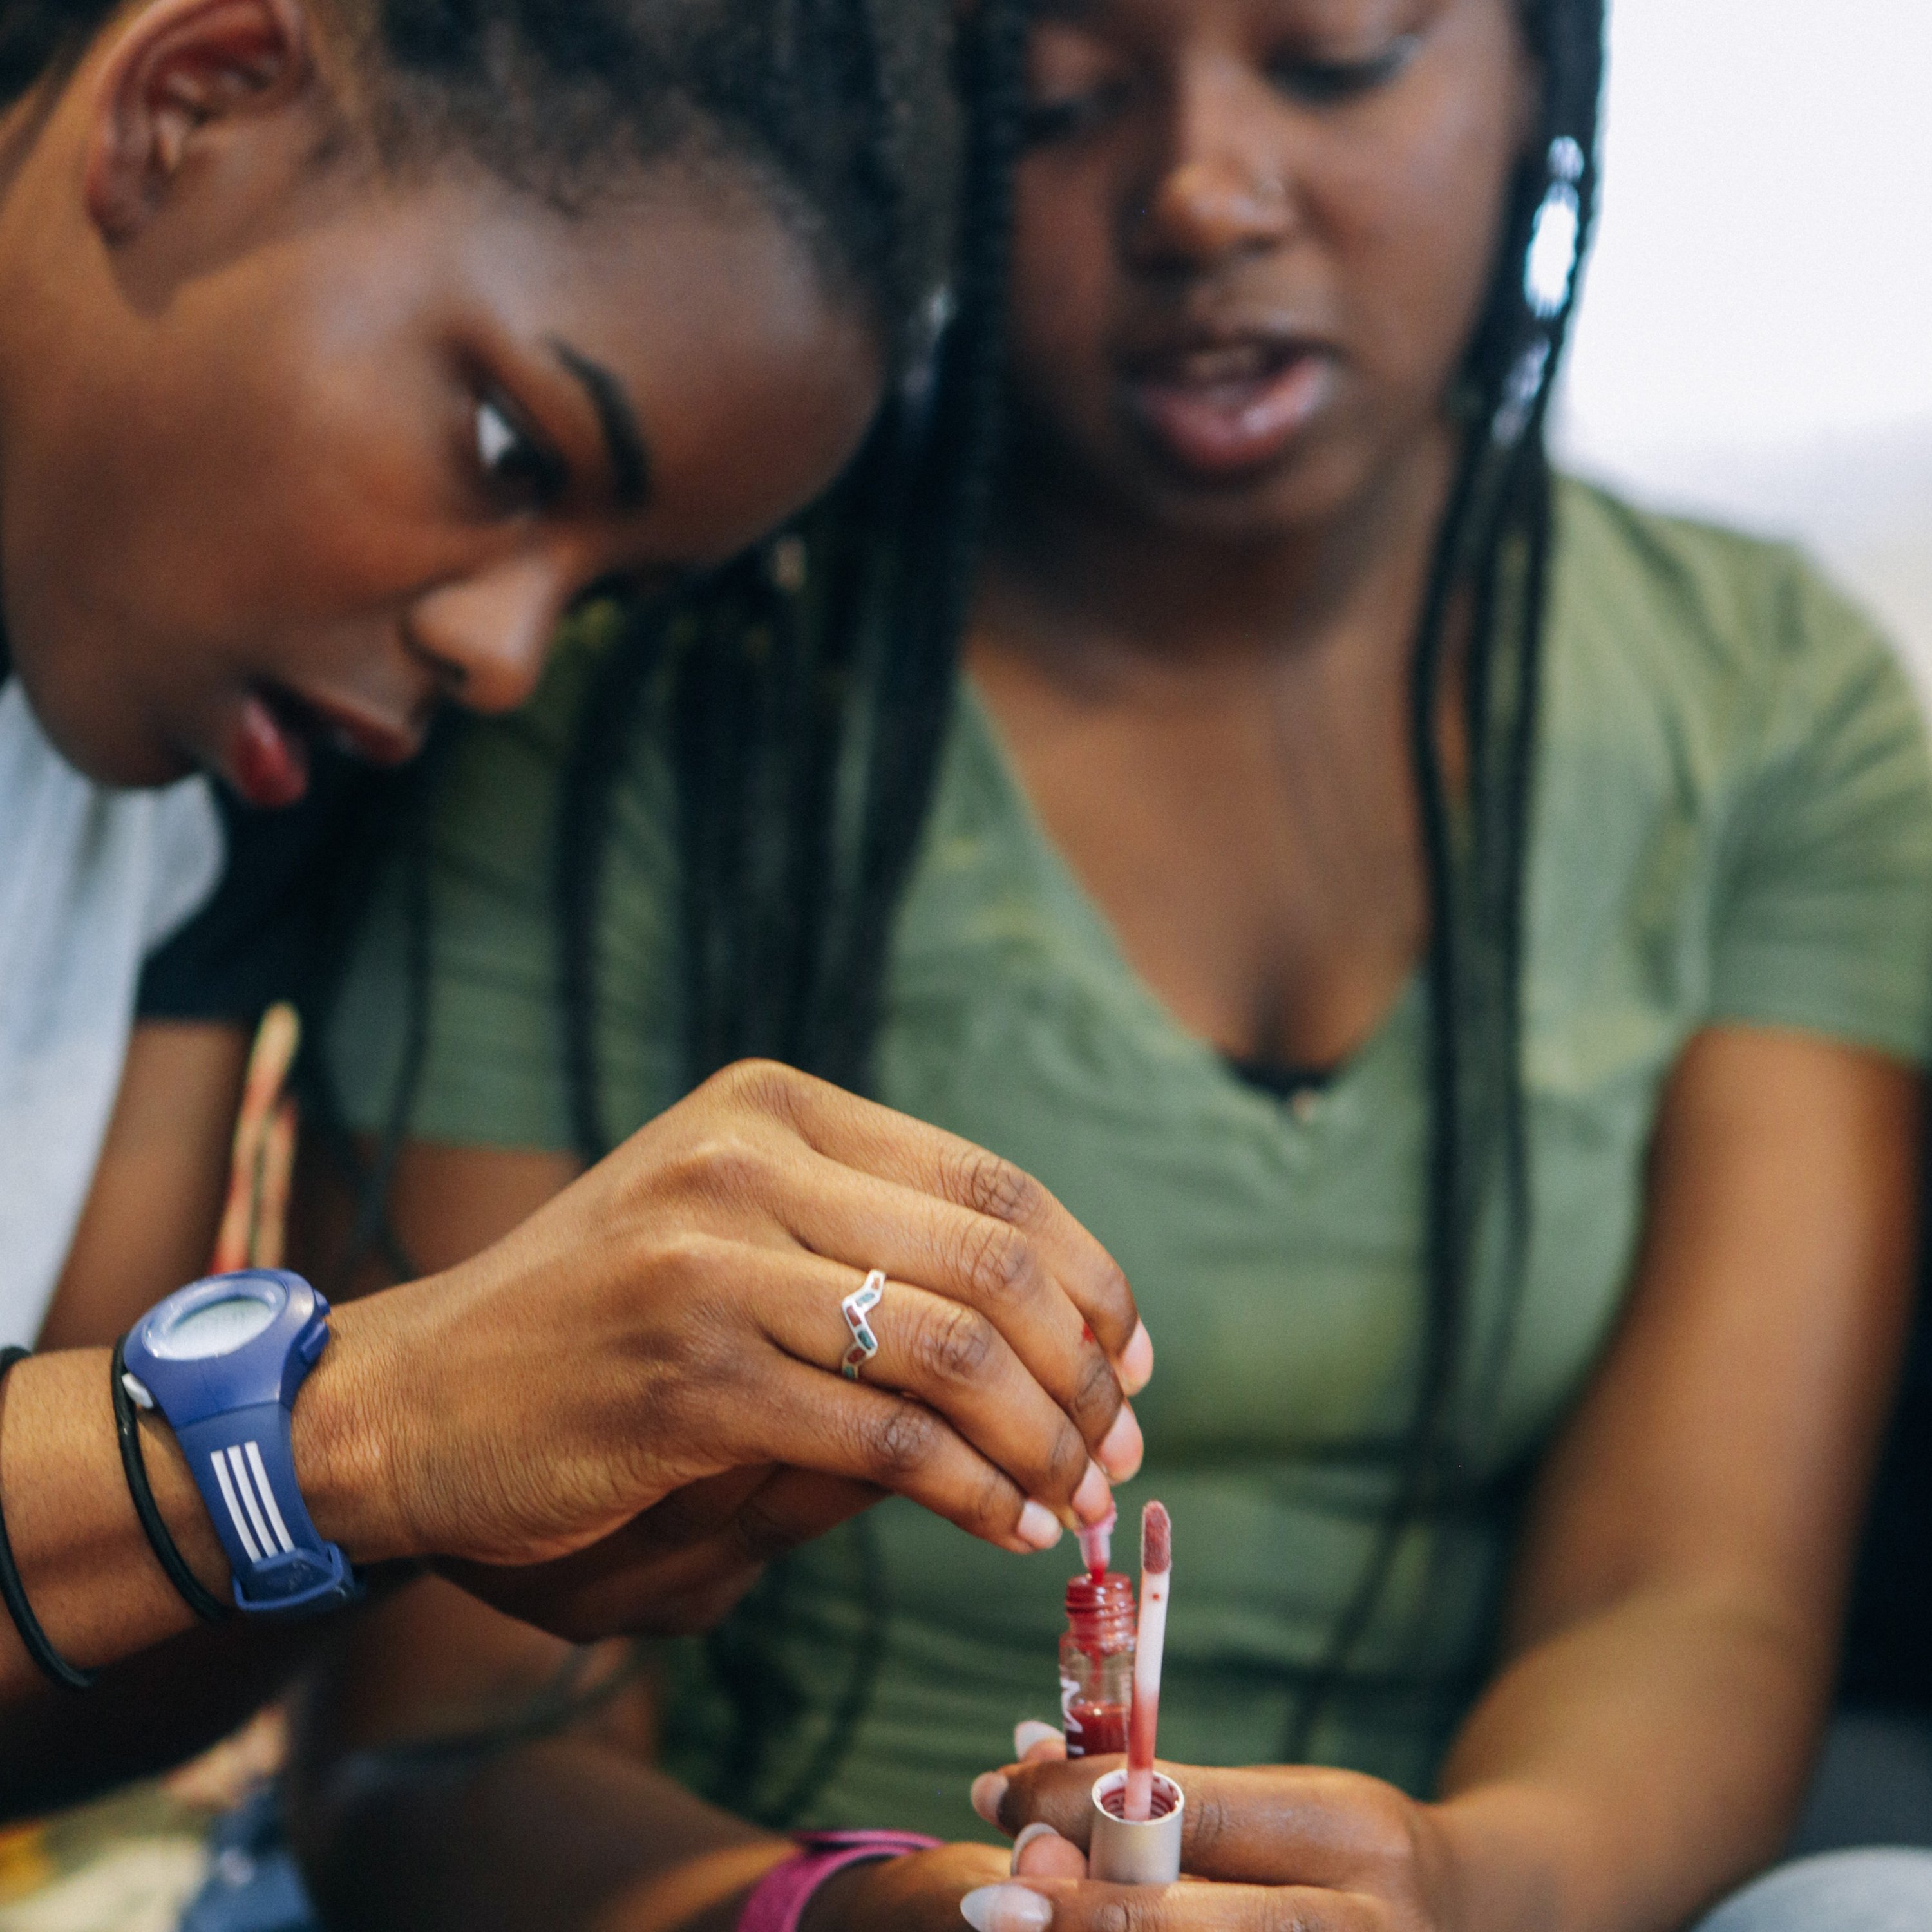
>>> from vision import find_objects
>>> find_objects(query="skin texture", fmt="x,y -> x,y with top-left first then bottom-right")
280,1 -> 1921,1929
0,0 -> 883,799
0,0 -> 1156,1813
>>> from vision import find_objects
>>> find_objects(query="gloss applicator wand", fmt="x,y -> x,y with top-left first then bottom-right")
1124,1500 -> 1170,1821
1088,1500 -> 1181,1882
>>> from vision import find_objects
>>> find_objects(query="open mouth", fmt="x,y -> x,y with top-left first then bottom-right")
1121,336 -> 1336,480
222,684 -> 419,810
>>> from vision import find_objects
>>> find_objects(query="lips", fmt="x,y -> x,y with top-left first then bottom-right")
225,690 -> 312,810
1120,330 -> 1337,480
218,685 -> 421,810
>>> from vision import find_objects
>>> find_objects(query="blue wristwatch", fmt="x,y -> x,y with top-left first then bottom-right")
122,1271 -> 360,1619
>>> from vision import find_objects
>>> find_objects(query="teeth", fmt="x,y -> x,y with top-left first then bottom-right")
1153,343 -> 1278,386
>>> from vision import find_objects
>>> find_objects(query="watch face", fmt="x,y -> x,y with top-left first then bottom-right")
146,1282 -> 284,1361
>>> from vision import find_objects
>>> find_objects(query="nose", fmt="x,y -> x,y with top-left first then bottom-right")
404,554 -> 570,715
1129,64 -> 1296,270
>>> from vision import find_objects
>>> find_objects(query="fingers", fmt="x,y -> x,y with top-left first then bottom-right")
714,1062 -> 1151,1387
974,1723 -> 1067,1831
781,1154 -> 1146,1482
958,1880 -> 1375,1932
1012,1826 -> 1087,1881
715,1349 -> 1070,1555
750,1252 -> 1112,1527
991,1761 -> 1419,1891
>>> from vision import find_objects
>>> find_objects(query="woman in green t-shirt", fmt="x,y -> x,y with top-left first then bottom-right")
294,0 -> 1932,1926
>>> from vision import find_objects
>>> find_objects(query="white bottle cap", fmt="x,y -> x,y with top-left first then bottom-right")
1088,1768 -> 1184,1886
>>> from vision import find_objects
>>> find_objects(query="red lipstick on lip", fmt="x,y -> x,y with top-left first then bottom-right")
227,692 -> 311,809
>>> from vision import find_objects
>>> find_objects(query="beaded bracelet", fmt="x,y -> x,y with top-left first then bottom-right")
0,1348 -> 97,1692
110,1336 -> 229,1624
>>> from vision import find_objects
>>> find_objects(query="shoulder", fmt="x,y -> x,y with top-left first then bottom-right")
1546,475 -> 1925,784
1552,475 -> 1898,688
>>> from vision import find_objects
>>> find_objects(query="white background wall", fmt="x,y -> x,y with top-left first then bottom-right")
1553,0 -> 1932,703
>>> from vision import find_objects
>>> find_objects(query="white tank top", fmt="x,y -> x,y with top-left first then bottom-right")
0,683 -> 223,1347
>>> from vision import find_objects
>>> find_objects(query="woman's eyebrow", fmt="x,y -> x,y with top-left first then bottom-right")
547,339 -> 652,509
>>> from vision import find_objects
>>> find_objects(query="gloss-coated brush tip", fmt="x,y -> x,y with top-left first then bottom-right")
1141,1500 -> 1171,1574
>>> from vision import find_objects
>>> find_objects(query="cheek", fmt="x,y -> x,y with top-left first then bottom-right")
30,298 -> 459,653
1314,74 -> 1526,402
1006,166 -> 1120,427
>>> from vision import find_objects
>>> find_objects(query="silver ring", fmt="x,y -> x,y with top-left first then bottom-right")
840,1269 -> 886,1380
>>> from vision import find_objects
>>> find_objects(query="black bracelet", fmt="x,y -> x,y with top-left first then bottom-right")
0,1347 -> 97,1692
110,1338 -> 229,1625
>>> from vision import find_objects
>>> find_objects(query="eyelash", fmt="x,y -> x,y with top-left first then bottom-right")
1021,32 -> 1421,144
473,393 -> 567,509
1269,35 -> 1421,104
1021,83 -> 1131,147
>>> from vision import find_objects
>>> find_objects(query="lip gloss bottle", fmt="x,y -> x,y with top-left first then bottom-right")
1059,1569 -> 1135,1757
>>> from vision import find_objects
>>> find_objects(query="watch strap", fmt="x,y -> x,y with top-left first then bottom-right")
176,1401 -> 359,1618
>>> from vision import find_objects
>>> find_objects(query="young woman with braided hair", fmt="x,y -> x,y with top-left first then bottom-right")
290,0 -> 1932,1926
0,0 -> 1154,1818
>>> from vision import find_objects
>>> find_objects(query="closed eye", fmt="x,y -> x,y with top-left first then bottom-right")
1269,34 -> 1421,106
1023,78 -> 1133,147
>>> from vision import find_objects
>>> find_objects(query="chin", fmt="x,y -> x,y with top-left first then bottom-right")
1126,447 -> 1373,546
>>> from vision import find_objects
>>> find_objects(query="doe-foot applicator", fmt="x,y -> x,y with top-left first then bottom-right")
1088,1501 -> 1183,1884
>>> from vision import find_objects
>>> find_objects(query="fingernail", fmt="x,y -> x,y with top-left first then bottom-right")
1072,1461 -> 1112,1526
971,1772 -> 1009,1826
1016,1501 -> 1063,1551
1010,1824 -> 1061,1875
1119,1322 -> 1155,1397
961,1884 -> 1052,1932
1097,1405 -> 1143,1482
1014,1719 -> 1061,1759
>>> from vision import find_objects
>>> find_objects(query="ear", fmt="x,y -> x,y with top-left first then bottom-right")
84,0 -> 312,242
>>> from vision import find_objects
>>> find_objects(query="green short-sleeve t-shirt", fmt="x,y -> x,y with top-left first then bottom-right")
329,479 -> 1932,1837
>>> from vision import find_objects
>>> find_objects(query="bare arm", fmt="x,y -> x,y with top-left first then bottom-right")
1430,1027 -> 1918,1927
0,1022 -> 353,1814
986,1028 -> 1920,1932
5,1037 -> 1150,1822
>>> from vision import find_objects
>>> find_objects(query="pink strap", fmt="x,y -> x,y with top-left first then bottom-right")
738,1831 -> 940,1932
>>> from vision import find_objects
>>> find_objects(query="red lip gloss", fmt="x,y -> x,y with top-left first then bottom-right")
1059,1566 -> 1134,1757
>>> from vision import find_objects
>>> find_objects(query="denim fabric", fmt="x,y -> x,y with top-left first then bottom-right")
176,1788 -> 318,1932
1696,1851 -> 1932,1931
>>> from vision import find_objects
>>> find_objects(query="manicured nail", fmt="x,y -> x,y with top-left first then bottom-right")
971,1772 -> 1008,1826
1016,1501 -> 1063,1551
1014,1719 -> 1061,1759
961,1884 -> 1052,1932
1010,1824 -> 1061,1875
1097,1406 -> 1143,1483
1072,1461 -> 1112,1526
1119,1322 -> 1155,1397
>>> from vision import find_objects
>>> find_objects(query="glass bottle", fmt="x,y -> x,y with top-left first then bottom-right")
1059,1571 -> 1135,1757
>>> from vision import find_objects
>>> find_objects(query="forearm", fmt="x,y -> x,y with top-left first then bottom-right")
1434,1582 -> 1830,1932
290,1721 -> 789,1932
0,1309 -> 408,1814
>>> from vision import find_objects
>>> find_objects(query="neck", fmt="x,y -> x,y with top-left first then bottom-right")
980,422 -> 1460,686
